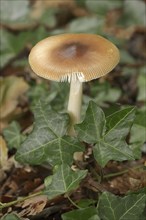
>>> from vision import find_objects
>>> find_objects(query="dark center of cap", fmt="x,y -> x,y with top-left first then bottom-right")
58,42 -> 88,59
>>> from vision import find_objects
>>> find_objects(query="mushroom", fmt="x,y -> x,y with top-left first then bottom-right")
29,33 -> 120,135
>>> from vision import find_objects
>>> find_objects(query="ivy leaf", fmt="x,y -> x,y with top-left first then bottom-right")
137,71 -> 146,102
51,15 -> 104,35
62,207 -> 100,220
86,0 -> 122,15
98,192 -> 146,220
123,0 -> 146,26
68,16 -> 104,34
1,0 -> 30,24
77,199 -> 96,208
0,26 -> 48,68
120,49 -> 135,64
75,101 -> 106,144
27,82 -> 50,106
40,8 -> 57,28
44,136 -> 85,166
106,106 -> 136,137
1,213 -> 21,220
76,101 -> 135,167
94,106 -> 136,167
89,81 -> 121,105
0,29 -> 31,68
44,163 -> 87,199
3,121 -> 26,149
129,110 -> 146,158
15,100 -> 84,165
132,111 -> 146,143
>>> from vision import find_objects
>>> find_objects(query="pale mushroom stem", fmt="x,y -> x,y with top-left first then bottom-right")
67,79 -> 83,136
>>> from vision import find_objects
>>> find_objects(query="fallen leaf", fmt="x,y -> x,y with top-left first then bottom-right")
0,169 -> 7,184
0,76 -> 29,131
0,156 -> 15,184
19,195 -> 47,216
0,136 -> 8,168
108,169 -> 146,194
0,136 -> 14,184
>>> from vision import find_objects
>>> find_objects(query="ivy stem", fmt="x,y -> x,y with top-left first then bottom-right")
66,194 -> 81,209
0,191 -> 42,210
103,164 -> 144,179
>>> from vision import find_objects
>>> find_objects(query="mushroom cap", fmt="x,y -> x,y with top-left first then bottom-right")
29,33 -> 120,82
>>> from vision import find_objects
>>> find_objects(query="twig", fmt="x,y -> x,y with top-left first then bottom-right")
30,205 -> 63,220
103,164 -> 144,179
0,191 -> 42,210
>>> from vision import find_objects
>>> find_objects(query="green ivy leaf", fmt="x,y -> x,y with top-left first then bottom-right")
75,101 -> 106,144
88,81 -> 121,105
0,26 -> 48,68
15,100 -> 84,165
1,0 -> 30,23
40,8 -> 57,28
44,163 -> 87,199
137,71 -> 146,102
77,199 -> 96,208
95,106 -> 136,167
86,0 -> 122,15
3,121 -> 26,149
98,192 -> 146,220
120,49 -> 135,64
1,213 -> 21,220
130,111 -> 146,144
62,207 -> 100,220
0,29 -> 18,68
27,82 -> 52,106
0,29 -> 31,68
123,0 -> 146,26
129,110 -> 146,158
76,101 -> 135,167
50,15 -> 105,35
27,81 -> 69,109
106,107 -> 136,135
68,16 -> 104,34
48,82 -> 69,111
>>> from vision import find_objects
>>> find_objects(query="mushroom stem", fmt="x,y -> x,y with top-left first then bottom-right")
67,79 -> 82,136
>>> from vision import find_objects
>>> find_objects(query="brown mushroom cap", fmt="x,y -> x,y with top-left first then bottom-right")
29,33 -> 120,82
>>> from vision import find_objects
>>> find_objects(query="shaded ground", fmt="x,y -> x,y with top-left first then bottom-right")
0,0 -> 146,219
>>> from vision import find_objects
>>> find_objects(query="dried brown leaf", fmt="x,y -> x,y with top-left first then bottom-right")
108,168 -> 146,194
0,136 -> 8,168
19,195 -> 48,216
0,76 -> 29,131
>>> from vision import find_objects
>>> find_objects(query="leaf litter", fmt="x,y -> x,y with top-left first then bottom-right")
0,0 -> 146,219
